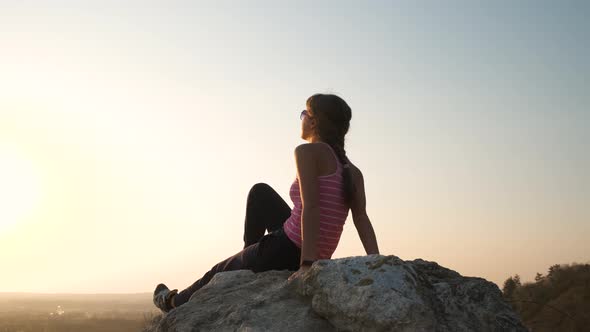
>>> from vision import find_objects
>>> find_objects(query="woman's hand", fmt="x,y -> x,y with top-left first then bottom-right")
287,265 -> 311,283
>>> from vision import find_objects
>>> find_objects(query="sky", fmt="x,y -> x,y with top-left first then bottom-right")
0,0 -> 588,293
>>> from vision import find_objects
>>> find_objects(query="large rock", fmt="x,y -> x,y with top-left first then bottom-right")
144,255 -> 526,332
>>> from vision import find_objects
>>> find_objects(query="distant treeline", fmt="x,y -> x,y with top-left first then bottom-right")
502,262 -> 590,332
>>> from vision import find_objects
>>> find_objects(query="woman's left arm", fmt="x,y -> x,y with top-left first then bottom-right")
294,144 -> 321,264
288,144 -> 320,281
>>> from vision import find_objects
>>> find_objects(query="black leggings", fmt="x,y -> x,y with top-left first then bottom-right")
173,183 -> 301,307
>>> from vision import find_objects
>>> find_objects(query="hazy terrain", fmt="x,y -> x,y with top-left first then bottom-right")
0,293 -> 158,332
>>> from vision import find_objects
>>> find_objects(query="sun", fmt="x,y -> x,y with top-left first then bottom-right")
0,146 -> 42,233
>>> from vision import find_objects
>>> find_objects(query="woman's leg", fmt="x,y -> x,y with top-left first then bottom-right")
173,229 -> 300,307
243,183 -> 292,248
173,243 -> 259,306
168,183 -> 294,309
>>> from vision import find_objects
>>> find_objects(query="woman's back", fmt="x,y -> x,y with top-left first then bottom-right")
313,142 -> 366,220
283,143 -> 346,256
302,141 -> 372,247
283,142 -> 365,259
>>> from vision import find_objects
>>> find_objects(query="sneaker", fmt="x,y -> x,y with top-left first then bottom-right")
153,283 -> 178,313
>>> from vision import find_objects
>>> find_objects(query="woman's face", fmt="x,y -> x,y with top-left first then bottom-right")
300,109 -> 317,141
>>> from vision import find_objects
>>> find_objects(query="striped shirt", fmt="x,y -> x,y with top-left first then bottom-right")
283,142 -> 350,259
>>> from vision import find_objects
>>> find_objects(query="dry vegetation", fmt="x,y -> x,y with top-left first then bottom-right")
502,262 -> 590,332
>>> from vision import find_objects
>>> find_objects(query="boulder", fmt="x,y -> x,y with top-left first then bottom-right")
144,255 -> 526,332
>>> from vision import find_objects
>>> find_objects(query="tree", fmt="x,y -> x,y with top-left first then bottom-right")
535,272 -> 544,282
548,264 -> 561,279
502,276 -> 518,298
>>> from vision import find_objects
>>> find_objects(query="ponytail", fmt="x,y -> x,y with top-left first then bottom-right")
325,138 -> 355,206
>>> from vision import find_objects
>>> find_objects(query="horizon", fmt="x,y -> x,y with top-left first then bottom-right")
0,292 -> 152,295
2,259 -> 589,294
1,1 -> 588,294
3,259 -> 590,294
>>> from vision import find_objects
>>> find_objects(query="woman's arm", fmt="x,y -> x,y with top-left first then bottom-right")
294,144 -> 321,264
350,166 -> 380,255
354,214 -> 379,255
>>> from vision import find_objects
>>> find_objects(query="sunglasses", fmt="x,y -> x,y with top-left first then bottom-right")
300,110 -> 310,120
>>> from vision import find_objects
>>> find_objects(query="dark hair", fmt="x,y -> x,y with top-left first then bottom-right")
306,93 -> 356,206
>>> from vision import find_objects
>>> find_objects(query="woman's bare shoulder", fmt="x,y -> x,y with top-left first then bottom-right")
295,142 -> 325,154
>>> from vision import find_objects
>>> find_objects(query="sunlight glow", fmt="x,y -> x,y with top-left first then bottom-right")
0,145 -> 42,233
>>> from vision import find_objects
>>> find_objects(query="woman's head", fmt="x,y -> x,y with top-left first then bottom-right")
300,94 -> 352,145
300,93 -> 355,205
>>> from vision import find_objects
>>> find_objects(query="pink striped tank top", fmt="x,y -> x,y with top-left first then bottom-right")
283,142 -> 350,259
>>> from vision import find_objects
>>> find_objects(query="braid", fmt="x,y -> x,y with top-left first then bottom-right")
325,137 -> 355,206
326,137 -> 349,165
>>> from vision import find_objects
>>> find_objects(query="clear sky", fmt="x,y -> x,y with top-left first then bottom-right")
0,1 -> 588,293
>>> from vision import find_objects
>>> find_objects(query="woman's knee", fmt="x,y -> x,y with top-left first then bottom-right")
249,183 -> 273,196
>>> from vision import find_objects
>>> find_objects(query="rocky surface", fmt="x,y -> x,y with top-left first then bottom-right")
144,255 -> 526,332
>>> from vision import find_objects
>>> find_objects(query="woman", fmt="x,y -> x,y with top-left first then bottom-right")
153,93 -> 380,312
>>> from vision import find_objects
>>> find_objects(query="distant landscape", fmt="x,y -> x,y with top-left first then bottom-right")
0,293 -> 158,332
1,262 -> 588,332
